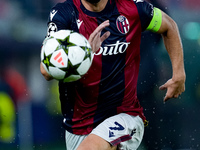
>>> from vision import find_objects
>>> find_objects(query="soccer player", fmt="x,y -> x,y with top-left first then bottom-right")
40,0 -> 186,149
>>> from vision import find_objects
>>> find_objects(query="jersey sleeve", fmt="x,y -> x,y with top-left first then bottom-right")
46,2 -> 76,37
134,1 -> 154,31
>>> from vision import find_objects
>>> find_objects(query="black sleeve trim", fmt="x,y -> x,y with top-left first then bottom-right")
47,2 -> 77,31
135,1 -> 154,31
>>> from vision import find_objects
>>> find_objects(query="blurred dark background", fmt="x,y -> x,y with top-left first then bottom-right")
0,0 -> 200,150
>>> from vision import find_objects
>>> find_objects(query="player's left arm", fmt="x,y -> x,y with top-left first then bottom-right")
147,8 -> 186,102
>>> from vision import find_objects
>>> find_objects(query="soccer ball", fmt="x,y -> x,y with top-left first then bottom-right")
41,30 -> 93,82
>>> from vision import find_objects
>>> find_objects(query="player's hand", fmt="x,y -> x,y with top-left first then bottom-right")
40,62 -> 53,81
159,77 -> 185,102
88,20 -> 110,53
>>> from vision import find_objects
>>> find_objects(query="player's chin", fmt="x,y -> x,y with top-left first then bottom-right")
85,0 -> 101,4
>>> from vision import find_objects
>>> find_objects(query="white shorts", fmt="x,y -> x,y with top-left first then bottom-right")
65,113 -> 144,150
91,113 -> 144,150
65,130 -> 87,150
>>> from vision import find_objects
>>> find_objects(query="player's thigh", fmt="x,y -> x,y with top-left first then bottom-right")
77,134 -> 117,150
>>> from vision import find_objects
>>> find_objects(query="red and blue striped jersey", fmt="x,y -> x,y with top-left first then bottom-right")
47,0 -> 153,135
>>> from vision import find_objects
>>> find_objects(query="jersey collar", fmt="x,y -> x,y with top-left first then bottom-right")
80,0 -> 115,17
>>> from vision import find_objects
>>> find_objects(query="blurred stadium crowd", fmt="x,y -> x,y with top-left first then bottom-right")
0,0 -> 200,150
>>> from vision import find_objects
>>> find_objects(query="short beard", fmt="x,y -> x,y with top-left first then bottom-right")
85,0 -> 101,4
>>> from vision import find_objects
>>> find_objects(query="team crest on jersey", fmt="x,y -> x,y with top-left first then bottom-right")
116,15 -> 130,34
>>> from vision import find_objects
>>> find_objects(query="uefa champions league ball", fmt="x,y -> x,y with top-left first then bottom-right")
41,30 -> 93,82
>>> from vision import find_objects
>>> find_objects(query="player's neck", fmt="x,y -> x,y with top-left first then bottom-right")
81,0 -> 108,12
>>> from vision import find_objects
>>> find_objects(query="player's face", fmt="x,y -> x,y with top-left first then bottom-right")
85,0 -> 101,4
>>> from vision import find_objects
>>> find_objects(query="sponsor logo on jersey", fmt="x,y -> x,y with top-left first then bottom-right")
50,10 -> 58,21
76,19 -> 83,29
95,41 -> 130,56
116,15 -> 130,34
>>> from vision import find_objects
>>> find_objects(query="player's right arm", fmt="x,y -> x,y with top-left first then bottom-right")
40,20 -> 110,81
40,4 -> 70,81
40,3 -> 110,81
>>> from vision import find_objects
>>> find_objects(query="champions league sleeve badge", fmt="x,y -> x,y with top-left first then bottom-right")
116,15 -> 130,34
47,22 -> 58,37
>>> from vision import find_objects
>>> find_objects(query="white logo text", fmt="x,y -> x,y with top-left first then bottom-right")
95,41 -> 130,56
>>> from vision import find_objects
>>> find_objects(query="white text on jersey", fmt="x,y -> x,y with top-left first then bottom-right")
95,41 -> 130,56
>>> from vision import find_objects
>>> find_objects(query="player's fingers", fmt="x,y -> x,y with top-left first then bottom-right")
40,63 -> 53,81
163,96 -> 169,102
163,91 -> 171,102
89,20 -> 110,42
92,32 -> 100,44
100,31 -> 110,43
164,93 -> 173,102
164,88 -> 182,102
95,20 -> 110,33
89,23 -> 107,40
159,84 -> 167,90
174,94 -> 179,98
181,85 -> 185,92
163,86 -> 177,102
91,32 -> 101,53
165,93 -> 180,102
